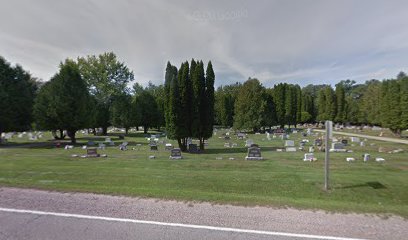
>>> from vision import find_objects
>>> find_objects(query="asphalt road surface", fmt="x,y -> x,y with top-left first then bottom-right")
0,188 -> 407,240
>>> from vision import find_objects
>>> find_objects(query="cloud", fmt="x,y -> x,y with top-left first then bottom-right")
1,0 -> 408,87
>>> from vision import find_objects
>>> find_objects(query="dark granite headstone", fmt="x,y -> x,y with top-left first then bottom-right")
170,148 -> 183,159
188,143 -> 199,153
245,147 -> 263,160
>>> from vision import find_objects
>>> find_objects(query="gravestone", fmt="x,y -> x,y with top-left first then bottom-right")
188,143 -> 199,153
303,153 -> 316,161
98,143 -> 106,150
224,142 -> 232,148
363,153 -> 370,162
165,143 -> 173,150
330,142 -> 347,152
105,138 -> 111,143
169,148 -> 183,159
341,139 -> 348,146
308,146 -> 315,152
284,140 -> 295,147
314,139 -> 322,146
360,141 -> 365,147
350,137 -> 360,143
245,139 -> 254,147
250,143 -> 259,148
150,144 -> 158,151
86,148 -> 100,157
119,142 -> 128,151
224,136 -> 231,140
285,147 -> 297,152
88,141 -> 95,146
245,147 -> 263,160
237,133 -> 245,140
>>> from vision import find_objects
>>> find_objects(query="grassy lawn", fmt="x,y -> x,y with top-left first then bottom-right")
0,130 -> 407,217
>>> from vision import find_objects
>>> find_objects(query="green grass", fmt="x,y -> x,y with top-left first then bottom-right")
0,130 -> 407,217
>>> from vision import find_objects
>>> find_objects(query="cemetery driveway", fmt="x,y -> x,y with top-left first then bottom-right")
0,187 -> 407,240
314,130 -> 408,145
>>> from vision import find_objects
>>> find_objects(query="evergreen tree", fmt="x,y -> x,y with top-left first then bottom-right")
0,56 -> 37,140
273,83 -> 287,128
335,83 -> 346,123
233,78 -> 266,131
35,60 -> 90,143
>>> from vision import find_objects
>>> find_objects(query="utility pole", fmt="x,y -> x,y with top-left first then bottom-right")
324,120 -> 332,191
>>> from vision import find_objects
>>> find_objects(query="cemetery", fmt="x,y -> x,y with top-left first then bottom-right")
0,127 -> 407,217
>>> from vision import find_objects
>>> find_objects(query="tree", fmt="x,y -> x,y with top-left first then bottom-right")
0,56 -> 37,140
214,83 -> 241,127
111,93 -> 133,134
134,90 -> 160,134
233,78 -> 266,132
262,88 -> 278,129
335,83 -> 346,123
35,60 -> 90,143
399,76 -> 408,132
77,52 -> 134,135
360,80 -> 381,125
273,83 -> 287,128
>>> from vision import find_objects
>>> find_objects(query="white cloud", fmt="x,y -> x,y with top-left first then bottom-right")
1,0 -> 408,86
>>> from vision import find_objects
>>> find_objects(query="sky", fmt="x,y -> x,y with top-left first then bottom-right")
1,0 -> 408,87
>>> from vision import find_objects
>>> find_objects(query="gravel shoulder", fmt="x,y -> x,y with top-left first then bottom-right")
0,187 -> 406,240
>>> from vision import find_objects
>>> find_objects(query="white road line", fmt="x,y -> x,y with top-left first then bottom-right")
0,207 -> 366,240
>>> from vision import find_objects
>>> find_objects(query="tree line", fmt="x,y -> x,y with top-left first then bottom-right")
1,53 -> 407,147
215,76 -> 408,135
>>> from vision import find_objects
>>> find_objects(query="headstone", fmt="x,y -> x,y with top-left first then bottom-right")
375,157 -> 385,162
314,139 -> 322,146
119,142 -> 128,151
150,145 -> 158,151
341,139 -> 348,146
284,140 -> 295,147
188,143 -> 199,153
363,153 -> 370,162
98,143 -> 106,150
86,148 -> 100,157
360,141 -> 365,147
169,148 -> 183,159
308,146 -> 315,153
303,153 -> 316,161
224,136 -> 231,140
245,139 -> 254,147
350,137 -> 360,143
88,141 -> 95,146
105,138 -> 111,143
237,133 -> 245,140
165,143 -> 173,150
330,142 -> 346,152
224,142 -> 232,148
245,147 -> 263,160
285,147 -> 297,152
307,128 -> 312,135
346,157 -> 355,162
64,145 -> 74,150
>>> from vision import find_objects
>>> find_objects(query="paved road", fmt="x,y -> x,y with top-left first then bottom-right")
314,129 -> 408,144
1,188 -> 407,240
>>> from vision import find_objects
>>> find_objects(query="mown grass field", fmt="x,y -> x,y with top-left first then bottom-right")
0,130 -> 407,217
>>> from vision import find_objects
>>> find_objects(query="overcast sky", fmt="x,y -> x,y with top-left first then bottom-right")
1,0 -> 408,87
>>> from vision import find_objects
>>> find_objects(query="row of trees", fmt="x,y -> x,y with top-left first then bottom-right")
213,75 -> 408,135
33,53 -> 167,143
164,60 -> 215,151
0,56 -> 38,139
